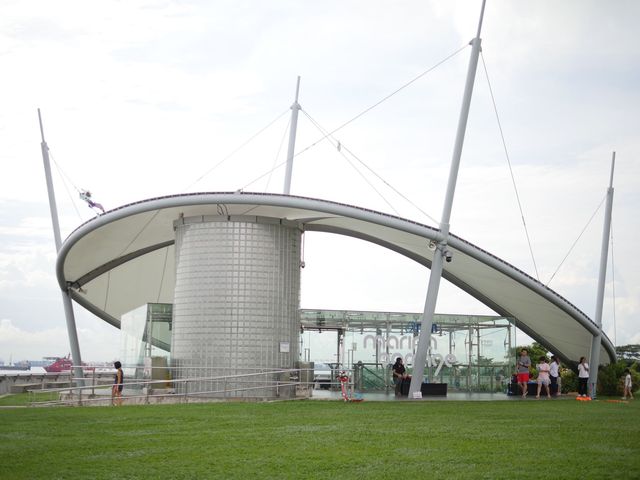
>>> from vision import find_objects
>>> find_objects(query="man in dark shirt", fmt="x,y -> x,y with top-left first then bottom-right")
392,357 -> 408,396
112,361 -> 124,406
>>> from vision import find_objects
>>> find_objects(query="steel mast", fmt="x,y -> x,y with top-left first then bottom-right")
408,0 -> 487,398
283,76 -> 301,194
38,109 -> 85,383
588,152 -> 616,399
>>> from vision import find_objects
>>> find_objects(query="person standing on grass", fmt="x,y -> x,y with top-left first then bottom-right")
517,349 -> 532,398
577,357 -> 589,397
112,361 -> 124,406
549,355 -> 561,396
536,356 -> 551,399
622,369 -> 634,400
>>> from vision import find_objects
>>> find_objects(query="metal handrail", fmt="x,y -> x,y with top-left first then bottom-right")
27,367 -> 349,407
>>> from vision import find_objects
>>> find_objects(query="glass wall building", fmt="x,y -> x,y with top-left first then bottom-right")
299,310 -> 515,393
122,304 -> 515,395
170,216 -> 301,398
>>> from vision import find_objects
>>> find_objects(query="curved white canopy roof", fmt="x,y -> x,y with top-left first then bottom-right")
57,192 -> 615,364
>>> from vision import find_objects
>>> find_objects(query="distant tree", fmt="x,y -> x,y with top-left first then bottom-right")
509,343 -> 640,396
598,360 -> 639,396
616,345 -> 640,362
477,355 -> 495,366
512,342 -> 548,363
511,342 -> 550,379
561,368 -> 577,394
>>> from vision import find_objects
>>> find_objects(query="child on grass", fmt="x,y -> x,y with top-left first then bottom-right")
622,369 -> 634,400
536,356 -> 551,399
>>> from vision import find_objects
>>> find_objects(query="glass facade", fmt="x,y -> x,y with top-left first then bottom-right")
300,310 -> 515,393
121,304 -> 515,395
171,216 -> 301,398
120,304 -> 171,366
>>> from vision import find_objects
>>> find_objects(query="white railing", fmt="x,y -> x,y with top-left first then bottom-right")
27,366 -> 356,407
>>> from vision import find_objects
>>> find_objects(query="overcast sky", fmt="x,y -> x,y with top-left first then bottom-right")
1,0 -> 638,363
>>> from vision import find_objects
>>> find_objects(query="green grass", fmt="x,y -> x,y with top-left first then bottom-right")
1,398 -> 638,479
0,392 -> 60,406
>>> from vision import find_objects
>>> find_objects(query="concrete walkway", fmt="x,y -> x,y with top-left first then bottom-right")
310,389 -> 570,401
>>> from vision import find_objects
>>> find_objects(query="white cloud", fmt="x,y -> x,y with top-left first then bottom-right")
0,245 -> 56,290
0,317 -> 119,363
0,318 -> 67,362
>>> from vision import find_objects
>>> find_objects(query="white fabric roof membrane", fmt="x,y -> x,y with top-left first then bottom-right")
57,192 -> 615,365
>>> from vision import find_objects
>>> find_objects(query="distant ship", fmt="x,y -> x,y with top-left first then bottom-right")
43,354 -> 96,373
43,355 -> 74,372
0,360 -> 31,371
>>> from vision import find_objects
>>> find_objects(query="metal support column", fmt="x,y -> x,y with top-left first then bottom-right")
283,76 -> 301,195
477,327 -> 481,390
38,109 -> 84,384
409,0 -> 486,398
588,152 -> 616,399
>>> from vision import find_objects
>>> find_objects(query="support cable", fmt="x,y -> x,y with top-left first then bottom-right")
49,150 -> 84,222
610,222 -> 617,346
117,210 -> 162,259
481,52 -> 540,281
302,109 -> 440,225
295,44 -> 469,160
117,108 -> 290,263
240,45 -> 468,193
340,143 -> 439,225
265,116 -> 291,192
546,194 -> 606,287
182,108 -> 290,192
241,161 -> 286,191
156,247 -> 169,304
302,110 -> 400,215
52,47 -> 468,287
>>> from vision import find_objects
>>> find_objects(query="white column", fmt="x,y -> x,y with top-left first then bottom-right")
588,152 -> 616,398
38,109 -> 84,384
408,0 -> 486,398
283,76 -> 301,195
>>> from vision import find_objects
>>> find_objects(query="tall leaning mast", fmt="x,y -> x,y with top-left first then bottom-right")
408,0 -> 487,398
283,76 -> 302,195
38,109 -> 84,383
588,152 -> 616,399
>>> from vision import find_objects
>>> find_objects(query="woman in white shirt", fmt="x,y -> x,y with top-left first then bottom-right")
623,369 -> 634,400
577,356 -> 589,397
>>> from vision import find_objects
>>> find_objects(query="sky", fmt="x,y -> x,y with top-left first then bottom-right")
1,0 -> 638,363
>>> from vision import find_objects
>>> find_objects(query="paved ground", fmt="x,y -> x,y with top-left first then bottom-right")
309,389 -> 568,401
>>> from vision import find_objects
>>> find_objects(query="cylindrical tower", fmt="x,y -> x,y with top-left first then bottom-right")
171,215 -> 301,398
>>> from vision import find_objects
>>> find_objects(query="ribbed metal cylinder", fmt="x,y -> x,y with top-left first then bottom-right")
171,216 -> 301,398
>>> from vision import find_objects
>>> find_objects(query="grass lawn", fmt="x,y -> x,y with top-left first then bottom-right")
1,397 -> 638,479
0,392 -> 62,406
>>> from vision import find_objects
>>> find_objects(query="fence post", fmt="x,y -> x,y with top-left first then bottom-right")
70,370 -> 75,404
